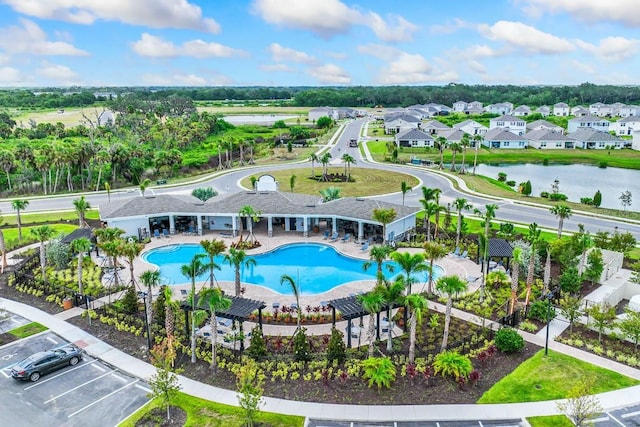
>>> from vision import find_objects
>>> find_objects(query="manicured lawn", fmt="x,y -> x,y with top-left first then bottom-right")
2,224 -> 78,252
527,415 -> 574,427
119,391 -> 304,427
240,167 -> 419,197
478,350 -> 640,403
8,322 -> 48,338
1,209 -> 99,226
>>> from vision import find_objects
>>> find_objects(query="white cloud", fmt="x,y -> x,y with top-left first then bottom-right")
308,64 -> 351,84
568,59 -> 596,74
142,72 -> 233,86
467,60 -> 487,74
365,12 -> 418,42
2,0 -> 220,32
430,18 -> 472,35
456,44 -> 505,59
36,62 -> 80,83
478,21 -> 574,54
252,0 -> 416,41
267,43 -> 316,64
575,37 -> 639,61
0,66 -> 23,84
520,0 -> 640,27
0,19 -> 88,56
260,63 -> 296,72
131,34 -> 247,58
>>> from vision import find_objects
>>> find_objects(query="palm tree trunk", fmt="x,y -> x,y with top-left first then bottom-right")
235,267 -> 241,296
367,316 -> 376,358
428,259 -> 435,294
191,280 -> 197,363
211,312 -> 217,371
525,248 -> 535,306
77,252 -> 84,294
441,298 -> 452,352
0,231 -> 7,273
456,211 -> 462,247
408,311 -> 417,363
386,307 -> 393,352
147,285 -> 154,331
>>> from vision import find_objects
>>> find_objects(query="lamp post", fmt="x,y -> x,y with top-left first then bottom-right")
544,291 -> 554,356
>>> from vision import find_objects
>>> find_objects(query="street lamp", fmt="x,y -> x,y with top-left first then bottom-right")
544,291 -> 554,356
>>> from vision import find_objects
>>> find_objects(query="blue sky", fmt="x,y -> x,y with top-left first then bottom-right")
0,0 -> 638,87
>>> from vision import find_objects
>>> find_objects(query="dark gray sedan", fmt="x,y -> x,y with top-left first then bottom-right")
11,346 -> 84,382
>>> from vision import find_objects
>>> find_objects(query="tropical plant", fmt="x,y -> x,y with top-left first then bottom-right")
453,197 -> 472,247
119,239 -> 144,287
362,245 -> 394,284
191,187 -> 217,202
390,251 -> 426,295
405,293 -> 428,363
30,225 -> 55,286
70,237 -> 91,295
73,195 -> 91,228
475,203 -> 499,297
371,208 -> 397,244
359,290 -> 386,358
423,242 -> 447,295
200,239 -> 226,288
319,186 -> 342,202
472,134 -> 482,175
309,153 -> 319,179
236,356 -> 264,427
378,276 -> 405,352
362,357 -> 396,391
400,181 -> 411,206
436,275 -> 468,351
198,287 -> 232,372
558,292 -> 582,334
320,152 -> 332,181
140,269 -> 161,339
433,351 -> 473,380
524,223 -> 541,307
181,254 -> 208,363
224,248 -> 256,296
245,327 -> 267,360
494,327 -> 525,353
238,205 -> 261,246
280,274 -> 302,329
289,174 -> 296,192
341,152 -> 355,181
586,303 -> 616,343
327,327 -> 347,363
509,247 -> 522,315
550,205 -> 572,239
11,199 -> 28,242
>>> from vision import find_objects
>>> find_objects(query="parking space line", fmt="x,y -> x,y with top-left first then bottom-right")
605,413 -> 626,426
0,368 -> 10,378
67,379 -> 139,418
111,373 -> 128,383
91,363 -> 106,373
44,371 -> 113,404
135,384 -> 152,393
622,410 -> 640,418
24,360 -> 98,390
46,336 -> 58,345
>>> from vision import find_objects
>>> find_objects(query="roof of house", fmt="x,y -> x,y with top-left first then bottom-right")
513,105 -> 531,112
554,102 -> 569,108
569,114 -> 610,123
396,128 -> 433,140
423,120 -> 450,129
569,128 -> 623,142
526,119 -> 561,130
491,114 -> 523,122
484,128 -> 525,141
536,105 -> 551,111
525,129 -> 571,141
438,129 -> 466,141
453,119 -> 485,129
384,113 -> 421,123
619,116 -> 640,123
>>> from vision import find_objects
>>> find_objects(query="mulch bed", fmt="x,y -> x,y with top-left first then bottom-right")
0,279 -> 64,316
135,406 -> 187,427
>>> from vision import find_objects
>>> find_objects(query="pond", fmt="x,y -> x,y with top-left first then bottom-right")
473,163 -> 639,211
222,114 -> 299,125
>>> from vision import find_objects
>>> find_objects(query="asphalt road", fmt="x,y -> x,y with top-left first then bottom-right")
307,419 -> 524,427
0,331 -> 149,427
1,119 -> 638,240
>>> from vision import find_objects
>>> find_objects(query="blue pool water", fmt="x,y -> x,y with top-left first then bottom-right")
142,243 -> 443,295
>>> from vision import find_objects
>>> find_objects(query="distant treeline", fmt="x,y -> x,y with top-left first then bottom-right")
2,83 -> 640,110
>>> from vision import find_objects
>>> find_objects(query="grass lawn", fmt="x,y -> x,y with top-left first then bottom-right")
240,167 -> 420,197
478,350 -> 640,403
119,392 -> 304,427
8,322 -> 48,338
527,415 -> 574,427
2,224 -> 78,252
1,209 -> 99,226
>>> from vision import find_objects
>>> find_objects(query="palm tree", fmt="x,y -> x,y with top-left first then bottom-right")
289,174 -> 296,193
363,244 -> 394,283
200,239 -> 226,288
70,237 -> 92,295
309,153 -> 319,179
371,208 -> 396,244
341,153 -> 355,181
475,203 -> 499,297
73,195 -> 91,228
378,276 -> 406,352
420,201 -> 439,242
449,143 -> 460,172
198,287 -> 232,372
509,247 -> 523,315
238,205 -> 261,246
543,249 -> 551,296
525,223 -> 541,307
419,186 -> 440,227
139,269 -> 161,337
11,199 -> 28,242
280,274 -> 302,329
405,293 -> 428,363
358,290 -> 386,358
223,247 -> 256,296
95,227 -> 125,289
30,225 -> 55,287
139,178 -> 151,196
423,241 -> 448,294
181,254 -> 207,363
453,198 -> 472,247
460,134 -> 470,174
120,239 -> 144,287
436,275 -> 468,352
400,181 -> 411,206
550,205 -> 572,239
0,221 -> 6,273
319,186 -> 342,202
435,136 -> 447,169
472,134 -> 482,175
320,152 -> 332,181
390,251 -> 426,295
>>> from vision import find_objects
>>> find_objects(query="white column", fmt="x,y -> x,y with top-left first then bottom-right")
358,221 -> 364,242
267,216 -> 273,237
303,216 -> 308,238
285,217 -> 290,231
196,215 -> 203,235
169,215 -> 175,235
232,216 -> 238,237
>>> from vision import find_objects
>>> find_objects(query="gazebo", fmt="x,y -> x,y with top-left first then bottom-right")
477,238 -> 514,271
180,294 -> 266,352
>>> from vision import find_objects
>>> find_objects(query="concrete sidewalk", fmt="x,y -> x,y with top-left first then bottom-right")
3,297 -> 640,422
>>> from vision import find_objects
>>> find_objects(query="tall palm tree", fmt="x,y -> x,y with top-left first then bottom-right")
11,199 -> 29,242
358,290 -> 385,358
475,203 -> 499,297
30,225 -> 55,286
419,186 -> 439,227
405,293 -> 428,363
453,197 -> 472,247
400,181 -> 411,206
436,275 -> 468,352
436,136 -> 447,169
525,223 -> 541,307
550,205 -> 572,239
238,205 -> 261,245
390,251 -> 426,295
460,134 -> 470,174
371,208 -> 396,244
200,239 -> 226,288
280,274 -> 302,329
289,174 -> 296,193
423,241 -> 448,294
449,143 -> 460,172
181,254 -> 207,363
198,287 -> 232,372
341,153 -> 355,181
509,247 -> 523,315
223,247 -> 256,296
420,201 -> 439,242
95,227 -> 125,288
139,269 -> 161,338
119,239 -> 144,287
472,134 -> 482,175
0,222 -> 6,273
378,276 -> 406,352
363,244 -> 394,283
73,195 -> 91,228
309,153 -> 319,179
70,237 -> 91,295
320,152 -> 332,181
543,249 -> 551,295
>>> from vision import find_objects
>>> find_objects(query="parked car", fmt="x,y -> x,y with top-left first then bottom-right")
11,346 -> 84,382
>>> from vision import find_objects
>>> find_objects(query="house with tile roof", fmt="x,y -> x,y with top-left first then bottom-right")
571,106 -> 589,117
526,129 -> 575,149
535,105 -> 551,117
485,102 -> 513,115
482,128 -> 528,149
422,119 -> 450,135
568,128 -> 624,149
395,128 -> 434,148
513,105 -> 531,117
384,114 -> 421,134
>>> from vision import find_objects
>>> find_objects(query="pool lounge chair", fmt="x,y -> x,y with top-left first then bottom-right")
458,250 -> 468,259
360,241 -> 369,252
329,231 -> 339,242
322,230 -> 330,240
162,229 -> 170,238
451,247 -> 460,257
153,229 -> 161,239
341,233 -> 351,243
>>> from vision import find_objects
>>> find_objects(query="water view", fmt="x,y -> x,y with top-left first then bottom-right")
222,114 -> 299,125
473,163 -> 639,211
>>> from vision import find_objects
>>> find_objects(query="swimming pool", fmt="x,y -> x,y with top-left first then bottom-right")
142,243 -> 443,295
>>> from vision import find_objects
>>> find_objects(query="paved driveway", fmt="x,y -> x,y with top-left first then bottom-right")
0,331 -> 149,427
307,419 -> 524,427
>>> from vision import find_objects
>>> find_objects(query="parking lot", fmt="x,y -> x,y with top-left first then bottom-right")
0,330 -> 150,427
307,419 -> 524,427
592,404 -> 640,426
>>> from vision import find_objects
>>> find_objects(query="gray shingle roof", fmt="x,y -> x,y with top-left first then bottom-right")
396,128 -> 433,140
483,128 -> 524,141
568,128 -> 623,142
526,119 -> 560,130
491,115 -> 522,122
525,129 -> 570,141
569,114 -> 610,123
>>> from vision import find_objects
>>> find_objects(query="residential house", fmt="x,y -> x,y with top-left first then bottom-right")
569,128 -> 623,149
464,105 -> 485,115
526,129 -> 575,149
469,101 -> 483,110
526,119 -> 564,134
395,128 -> 434,148
536,105 -> 551,117
589,102 -> 606,116
384,114 -> 421,134
482,128 -> 528,149
612,116 -> 640,136
620,105 -> 640,118
571,106 -> 589,117
439,129 -> 467,145
567,115 -> 611,133
422,119 -> 451,135
633,130 -> 640,151
453,101 -> 468,112
489,114 -> 527,135
453,119 -> 488,136
553,102 -> 570,116
610,102 -> 626,117
335,107 -> 357,119
513,105 -> 531,117
453,100 -> 483,114
308,107 -> 336,122
485,102 -> 513,115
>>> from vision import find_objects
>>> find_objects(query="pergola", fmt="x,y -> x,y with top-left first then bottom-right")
476,238 -> 514,271
327,294 -> 403,348
180,294 -> 266,352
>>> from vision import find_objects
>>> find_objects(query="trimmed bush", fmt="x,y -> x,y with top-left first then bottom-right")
433,351 -> 473,380
292,328 -> 311,362
528,300 -> 555,322
327,327 -> 346,364
495,327 -> 525,353
245,327 -> 267,360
